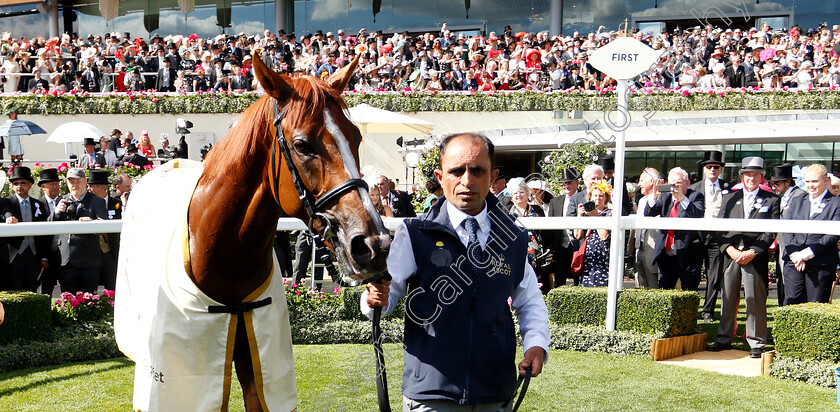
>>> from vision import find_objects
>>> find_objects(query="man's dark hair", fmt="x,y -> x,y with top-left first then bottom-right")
438,133 -> 494,168
425,175 -> 441,193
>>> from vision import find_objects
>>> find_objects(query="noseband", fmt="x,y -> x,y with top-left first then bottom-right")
269,100 -> 367,243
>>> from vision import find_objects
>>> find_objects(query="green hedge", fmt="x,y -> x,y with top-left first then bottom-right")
336,287 -> 405,322
549,323 -> 657,356
0,320 -> 121,373
3,89 -> 840,115
769,354 -> 840,389
774,303 -> 840,362
292,319 -> 404,345
545,286 -> 699,338
0,291 -> 53,345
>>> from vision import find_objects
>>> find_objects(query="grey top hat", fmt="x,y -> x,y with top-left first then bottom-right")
739,156 -> 766,174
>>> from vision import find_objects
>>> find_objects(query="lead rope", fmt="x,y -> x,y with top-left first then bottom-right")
499,366 -> 531,412
364,273 -> 392,412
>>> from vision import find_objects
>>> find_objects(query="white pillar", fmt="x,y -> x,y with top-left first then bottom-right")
606,79 -> 629,331
275,0 -> 286,34
49,0 -> 59,38
549,0 -> 562,37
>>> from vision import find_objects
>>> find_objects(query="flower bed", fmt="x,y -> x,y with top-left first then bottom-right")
1,87 -> 839,115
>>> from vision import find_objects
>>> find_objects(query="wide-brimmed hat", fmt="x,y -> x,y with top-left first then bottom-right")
87,169 -> 110,185
37,168 -> 60,186
558,167 -> 580,183
739,156 -> 766,174
699,150 -> 725,166
771,163 -> 795,181
8,166 -> 34,183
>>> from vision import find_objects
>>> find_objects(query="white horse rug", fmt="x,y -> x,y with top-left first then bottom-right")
115,159 -> 297,411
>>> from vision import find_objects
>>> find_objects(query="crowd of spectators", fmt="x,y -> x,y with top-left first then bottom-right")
0,20 -> 839,94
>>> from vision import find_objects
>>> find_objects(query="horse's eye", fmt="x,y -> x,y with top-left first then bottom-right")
293,139 -> 315,156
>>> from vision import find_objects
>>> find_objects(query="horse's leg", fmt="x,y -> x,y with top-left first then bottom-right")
233,315 -> 264,412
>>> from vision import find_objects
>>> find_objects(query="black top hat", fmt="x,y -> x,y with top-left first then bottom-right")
699,150 -> 725,165
9,165 -> 34,183
493,166 -> 505,181
37,168 -> 60,186
83,137 -> 96,146
314,30 -> 323,36
559,167 -> 580,182
597,155 -> 615,172
278,29 -> 286,36
126,143 -> 139,152
87,169 -> 110,185
771,163 -> 795,181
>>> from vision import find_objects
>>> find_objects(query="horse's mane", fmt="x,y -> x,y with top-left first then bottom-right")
202,75 -> 348,179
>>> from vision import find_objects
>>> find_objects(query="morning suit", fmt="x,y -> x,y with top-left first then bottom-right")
99,195 -> 122,290
547,194 -> 575,286
690,178 -> 733,319
39,194 -> 62,295
646,189 -> 705,290
775,185 -> 807,306
50,192 -> 108,293
716,188 -> 780,350
631,195 -> 660,288
3,195 -> 50,292
781,191 -> 840,304
155,66 -> 177,92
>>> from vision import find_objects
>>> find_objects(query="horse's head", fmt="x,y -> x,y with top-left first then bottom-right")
253,53 -> 390,280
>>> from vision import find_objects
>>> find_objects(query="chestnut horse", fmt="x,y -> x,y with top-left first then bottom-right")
116,53 -> 389,411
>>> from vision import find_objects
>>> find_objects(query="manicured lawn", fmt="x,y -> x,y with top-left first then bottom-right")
1,343 -> 838,411
697,298 -> 783,351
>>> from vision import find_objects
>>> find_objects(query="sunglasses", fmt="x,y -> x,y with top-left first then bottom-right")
705,165 -> 721,170
11,181 -> 28,186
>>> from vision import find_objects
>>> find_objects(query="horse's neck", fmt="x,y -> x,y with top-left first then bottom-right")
188,170 -> 281,304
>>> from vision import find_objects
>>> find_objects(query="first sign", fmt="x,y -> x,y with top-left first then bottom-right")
588,37 -> 664,80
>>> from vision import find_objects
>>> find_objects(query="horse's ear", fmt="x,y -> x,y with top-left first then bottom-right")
326,54 -> 360,92
252,51 -> 294,102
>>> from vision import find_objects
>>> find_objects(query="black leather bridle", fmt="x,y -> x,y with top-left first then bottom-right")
269,100 -> 367,243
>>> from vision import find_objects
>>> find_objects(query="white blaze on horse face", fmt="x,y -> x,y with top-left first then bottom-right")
323,109 -> 381,223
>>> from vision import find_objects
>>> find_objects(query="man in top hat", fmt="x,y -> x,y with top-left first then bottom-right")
769,163 -> 807,306
87,169 -> 121,290
37,168 -> 62,294
155,57 -> 177,92
547,167 -> 580,287
50,168 -> 107,293
120,144 -> 150,168
489,166 -> 512,211
77,137 -> 102,169
597,155 -> 633,216
3,166 -> 50,292
708,157 -> 779,357
781,164 -> 840,304
690,150 -> 733,322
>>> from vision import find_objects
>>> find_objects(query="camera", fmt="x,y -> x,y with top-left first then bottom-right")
657,184 -> 674,193
65,201 -> 78,219
583,201 -> 596,213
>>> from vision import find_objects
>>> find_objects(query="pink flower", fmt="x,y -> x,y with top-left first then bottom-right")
58,165 -> 67,172
103,289 -> 115,298
333,287 -> 341,294
295,290 -> 301,295
109,301 -> 115,307
291,283 -> 299,288
35,162 -> 43,167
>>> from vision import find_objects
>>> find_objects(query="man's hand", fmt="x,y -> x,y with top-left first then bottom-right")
79,216 -> 92,222
519,347 -> 545,377
40,259 -> 48,271
365,279 -> 391,308
56,199 -> 66,214
726,246 -> 741,261
738,249 -> 756,266
5,216 -> 17,224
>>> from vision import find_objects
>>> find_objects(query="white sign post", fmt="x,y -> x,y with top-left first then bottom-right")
588,37 -> 663,331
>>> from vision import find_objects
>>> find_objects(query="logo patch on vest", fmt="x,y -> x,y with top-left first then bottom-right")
436,241 -> 444,247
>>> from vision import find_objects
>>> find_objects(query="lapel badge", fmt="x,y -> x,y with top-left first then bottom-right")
435,241 -> 444,247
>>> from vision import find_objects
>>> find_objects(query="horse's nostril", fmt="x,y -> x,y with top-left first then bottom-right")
350,235 -> 373,264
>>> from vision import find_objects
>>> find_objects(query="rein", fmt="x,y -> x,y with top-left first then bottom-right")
269,100 -> 367,243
